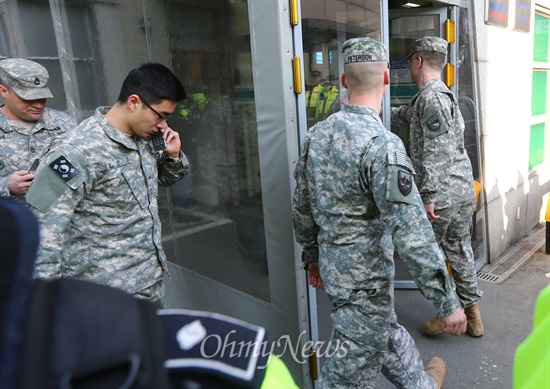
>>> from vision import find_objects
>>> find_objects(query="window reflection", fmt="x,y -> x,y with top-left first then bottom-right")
157,0 -> 269,301
301,0 -> 382,129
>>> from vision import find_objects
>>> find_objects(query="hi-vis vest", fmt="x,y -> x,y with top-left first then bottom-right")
316,86 -> 340,117
305,84 -> 323,108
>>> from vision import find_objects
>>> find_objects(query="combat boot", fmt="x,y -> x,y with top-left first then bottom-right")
465,304 -> 484,337
425,357 -> 446,389
423,314 -> 444,335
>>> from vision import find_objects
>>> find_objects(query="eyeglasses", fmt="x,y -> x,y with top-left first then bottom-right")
409,56 -> 422,64
139,96 -> 172,124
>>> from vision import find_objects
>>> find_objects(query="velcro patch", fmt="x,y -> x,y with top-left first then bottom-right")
426,114 -> 440,131
398,170 -> 413,196
49,156 -> 80,182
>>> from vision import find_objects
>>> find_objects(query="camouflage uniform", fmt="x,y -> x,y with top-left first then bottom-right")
26,107 -> 189,306
0,58 -> 76,203
391,39 -> 482,309
0,108 -> 76,201
293,38 -> 460,388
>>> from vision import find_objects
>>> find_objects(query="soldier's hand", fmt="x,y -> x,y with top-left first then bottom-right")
307,264 -> 325,289
160,126 -> 181,159
424,203 -> 440,221
8,170 -> 35,195
442,308 -> 467,336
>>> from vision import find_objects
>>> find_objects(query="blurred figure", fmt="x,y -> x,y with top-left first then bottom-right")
0,58 -> 76,202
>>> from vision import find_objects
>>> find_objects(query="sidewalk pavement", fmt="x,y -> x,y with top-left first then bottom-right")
316,225 -> 550,389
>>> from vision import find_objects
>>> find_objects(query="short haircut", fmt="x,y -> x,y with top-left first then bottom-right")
117,62 -> 186,104
345,61 -> 387,92
418,51 -> 446,71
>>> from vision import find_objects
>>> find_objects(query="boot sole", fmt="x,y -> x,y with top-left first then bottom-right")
467,327 -> 484,337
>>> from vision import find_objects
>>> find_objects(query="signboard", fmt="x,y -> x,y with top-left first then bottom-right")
485,0 -> 509,28
514,0 -> 532,33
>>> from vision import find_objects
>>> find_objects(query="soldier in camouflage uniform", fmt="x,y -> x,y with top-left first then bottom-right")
391,37 -> 484,338
27,63 -> 188,307
0,58 -> 76,203
292,37 -> 467,389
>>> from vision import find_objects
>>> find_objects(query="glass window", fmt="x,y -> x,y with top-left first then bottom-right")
157,0 -> 269,301
530,11 -> 550,170
301,0 -> 381,130
0,0 -> 103,115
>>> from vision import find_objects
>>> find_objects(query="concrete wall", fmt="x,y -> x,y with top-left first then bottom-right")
472,0 -> 550,261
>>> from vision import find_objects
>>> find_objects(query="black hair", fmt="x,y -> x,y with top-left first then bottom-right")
117,62 -> 186,104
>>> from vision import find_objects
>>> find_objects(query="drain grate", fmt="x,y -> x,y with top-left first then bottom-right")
477,271 -> 502,284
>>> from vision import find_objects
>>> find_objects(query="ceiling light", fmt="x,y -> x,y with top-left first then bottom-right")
402,2 -> 421,7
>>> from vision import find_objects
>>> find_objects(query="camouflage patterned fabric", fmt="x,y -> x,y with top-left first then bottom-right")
342,37 -> 388,63
26,107 -> 189,305
0,107 -> 76,202
406,36 -> 448,59
292,102 -> 460,388
391,78 -> 482,308
0,58 -> 53,100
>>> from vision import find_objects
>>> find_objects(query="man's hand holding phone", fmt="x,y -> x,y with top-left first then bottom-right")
8,159 -> 39,195
152,127 -> 181,159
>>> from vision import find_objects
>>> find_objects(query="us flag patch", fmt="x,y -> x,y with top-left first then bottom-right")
49,156 -> 80,182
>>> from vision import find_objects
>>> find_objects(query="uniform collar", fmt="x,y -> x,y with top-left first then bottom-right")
94,106 -> 140,151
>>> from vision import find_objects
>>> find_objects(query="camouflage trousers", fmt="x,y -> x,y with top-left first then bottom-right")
432,200 -> 483,308
319,287 -> 436,389
134,279 -> 165,309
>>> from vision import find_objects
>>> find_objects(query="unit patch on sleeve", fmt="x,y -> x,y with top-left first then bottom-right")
49,155 -> 80,182
426,114 -> 441,131
398,170 -> 412,196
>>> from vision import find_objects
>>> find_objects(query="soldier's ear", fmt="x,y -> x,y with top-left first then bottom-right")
0,84 -> 8,98
340,73 -> 348,89
127,94 -> 141,112
384,69 -> 390,86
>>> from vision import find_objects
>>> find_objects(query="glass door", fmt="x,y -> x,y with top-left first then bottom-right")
388,3 -> 487,277
296,1 -> 384,383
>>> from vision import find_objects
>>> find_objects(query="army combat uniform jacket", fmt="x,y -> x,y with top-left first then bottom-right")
27,107 -> 188,296
391,79 -> 475,209
0,107 -> 76,202
293,103 -> 458,316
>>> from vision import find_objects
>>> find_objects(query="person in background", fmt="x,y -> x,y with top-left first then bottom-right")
292,37 -> 467,389
27,63 -> 188,308
391,36 -> 484,338
0,58 -> 76,202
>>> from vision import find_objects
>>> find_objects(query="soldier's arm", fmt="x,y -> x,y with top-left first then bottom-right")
26,148 -> 87,278
292,135 -> 319,268
417,93 -> 454,205
363,135 -> 459,317
157,127 -> 189,187
0,175 -> 11,197
157,149 -> 189,187
390,104 -> 412,128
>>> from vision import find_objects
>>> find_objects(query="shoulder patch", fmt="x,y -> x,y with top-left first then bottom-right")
49,155 -> 80,182
398,170 -> 413,196
426,114 -> 441,131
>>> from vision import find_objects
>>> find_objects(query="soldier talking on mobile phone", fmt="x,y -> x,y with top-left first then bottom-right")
27,63 -> 188,308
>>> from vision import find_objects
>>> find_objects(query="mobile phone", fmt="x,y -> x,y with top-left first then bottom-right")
151,132 -> 167,151
28,158 -> 40,174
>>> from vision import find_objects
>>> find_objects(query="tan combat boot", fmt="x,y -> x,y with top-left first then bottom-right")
423,314 -> 444,335
425,357 -> 446,389
465,304 -> 484,337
